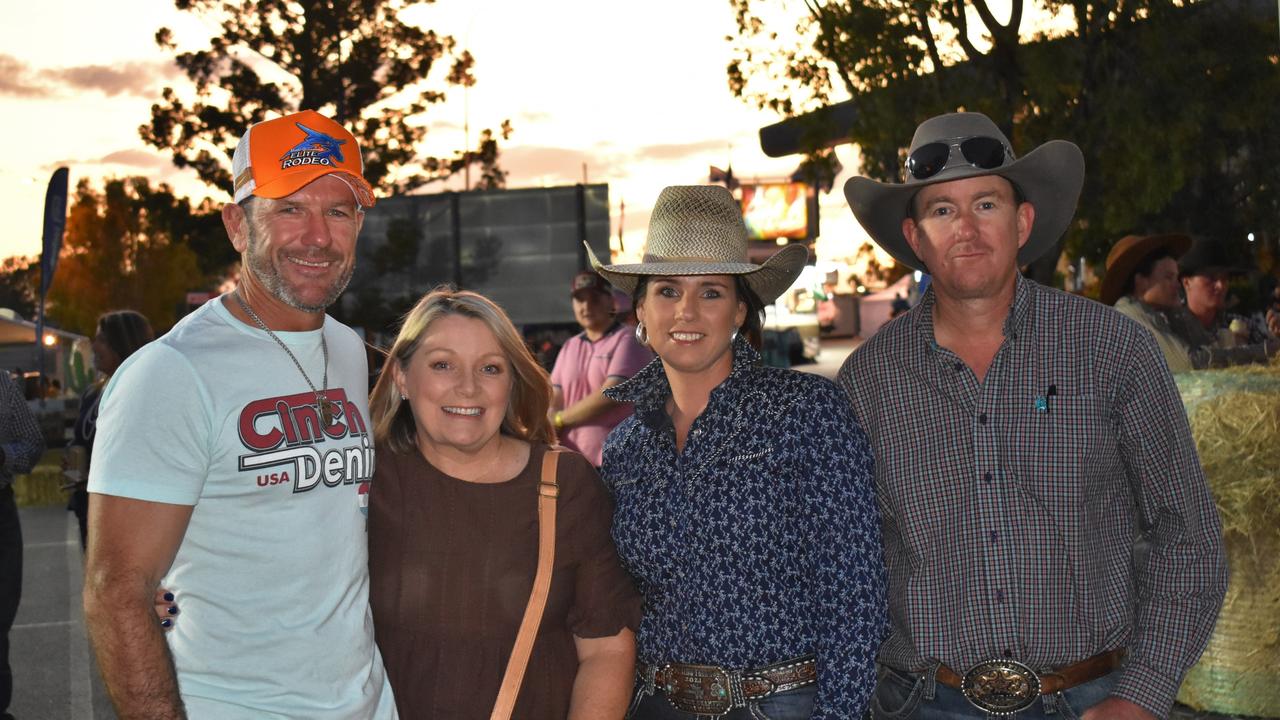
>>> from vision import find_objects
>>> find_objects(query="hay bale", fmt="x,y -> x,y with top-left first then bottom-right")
1174,366 -> 1280,717
12,466 -> 69,508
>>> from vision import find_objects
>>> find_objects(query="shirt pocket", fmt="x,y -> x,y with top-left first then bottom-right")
695,440 -> 777,485
1007,393 -> 1102,515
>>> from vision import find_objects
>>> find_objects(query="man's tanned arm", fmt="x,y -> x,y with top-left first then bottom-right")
84,494 -> 194,720
558,377 -> 628,427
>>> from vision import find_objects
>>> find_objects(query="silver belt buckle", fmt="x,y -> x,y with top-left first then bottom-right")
661,663 -> 733,715
960,659 -> 1041,716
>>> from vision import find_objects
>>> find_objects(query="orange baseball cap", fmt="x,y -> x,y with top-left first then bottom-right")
231,109 -> 376,207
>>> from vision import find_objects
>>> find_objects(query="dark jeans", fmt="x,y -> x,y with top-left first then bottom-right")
870,664 -> 1118,720
69,488 -> 88,550
628,684 -> 816,720
0,486 -> 22,713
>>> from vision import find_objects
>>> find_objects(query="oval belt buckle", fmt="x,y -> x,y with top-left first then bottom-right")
961,659 -> 1041,716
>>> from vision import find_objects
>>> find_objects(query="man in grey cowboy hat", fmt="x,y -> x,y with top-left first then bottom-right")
838,112 -> 1226,720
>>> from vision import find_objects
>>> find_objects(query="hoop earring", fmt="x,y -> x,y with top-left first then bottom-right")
634,322 -> 649,346
730,326 -> 740,344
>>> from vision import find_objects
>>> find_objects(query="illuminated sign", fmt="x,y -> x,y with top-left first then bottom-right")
740,183 -> 809,241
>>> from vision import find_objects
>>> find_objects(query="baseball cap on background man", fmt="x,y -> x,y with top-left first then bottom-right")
231,109 -> 376,207
571,271 -> 612,298
843,112 -> 1084,272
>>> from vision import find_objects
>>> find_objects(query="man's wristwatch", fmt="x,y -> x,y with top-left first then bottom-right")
553,411 -> 565,429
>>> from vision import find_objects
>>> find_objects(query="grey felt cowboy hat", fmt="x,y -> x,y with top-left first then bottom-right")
843,112 -> 1085,272
585,185 -> 808,304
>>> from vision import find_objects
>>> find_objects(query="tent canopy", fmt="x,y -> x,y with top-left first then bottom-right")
0,310 -> 85,347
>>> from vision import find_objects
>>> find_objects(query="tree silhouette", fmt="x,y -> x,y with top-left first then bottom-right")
729,0 -> 1280,277
0,257 -> 39,320
142,0 -> 509,196
48,178 -> 206,336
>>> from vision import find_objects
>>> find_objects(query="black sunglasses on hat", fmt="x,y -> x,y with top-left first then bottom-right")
906,136 -> 1014,181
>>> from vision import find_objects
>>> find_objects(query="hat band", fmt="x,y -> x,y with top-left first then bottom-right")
640,254 -> 744,264
906,136 -> 1013,181
233,168 -> 254,194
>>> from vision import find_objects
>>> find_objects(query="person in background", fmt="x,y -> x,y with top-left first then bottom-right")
888,293 -> 911,319
1101,234 -> 1195,371
367,287 -> 640,719
0,371 -> 44,720
65,310 -> 154,549
1165,237 -> 1280,363
841,111 -> 1226,720
1247,274 -> 1280,341
549,270 -> 651,467
592,185 -> 887,719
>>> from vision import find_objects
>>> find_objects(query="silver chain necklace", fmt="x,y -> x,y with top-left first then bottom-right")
232,290 -> 335,426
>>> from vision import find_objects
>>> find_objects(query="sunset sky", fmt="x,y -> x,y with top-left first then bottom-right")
1,0 -> 885,270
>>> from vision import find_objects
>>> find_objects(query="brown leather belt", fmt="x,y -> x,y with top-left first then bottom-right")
934,649 -> 1125,716
642,655 -> 817,715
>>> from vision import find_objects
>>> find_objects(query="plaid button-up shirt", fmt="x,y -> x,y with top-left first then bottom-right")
1,371 -> 45,488
838,276 -> 1227,718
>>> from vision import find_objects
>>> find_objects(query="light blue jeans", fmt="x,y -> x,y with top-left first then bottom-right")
870,664 -> 1118,720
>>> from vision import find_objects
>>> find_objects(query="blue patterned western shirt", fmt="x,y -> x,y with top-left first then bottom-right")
839,276 -> 1227,718
602,339 -> 888,719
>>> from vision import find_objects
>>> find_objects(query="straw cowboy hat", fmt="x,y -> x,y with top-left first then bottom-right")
843,112 -> 1085,272
1100,234 -> 1192,306
586,185 -> 808,304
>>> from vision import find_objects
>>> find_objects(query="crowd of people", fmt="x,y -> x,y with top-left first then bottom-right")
1102,233 -> 1279,371
0,104 -> 1253,720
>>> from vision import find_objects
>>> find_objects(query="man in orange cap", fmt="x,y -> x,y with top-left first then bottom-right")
84,110 -> 396,719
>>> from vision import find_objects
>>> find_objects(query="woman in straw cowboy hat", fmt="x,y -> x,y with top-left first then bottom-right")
589,185 -> 887,719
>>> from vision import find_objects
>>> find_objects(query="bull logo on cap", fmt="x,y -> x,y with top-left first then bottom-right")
279,122 -> 347,170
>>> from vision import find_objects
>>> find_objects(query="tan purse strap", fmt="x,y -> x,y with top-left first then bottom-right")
489,448 -> 561,720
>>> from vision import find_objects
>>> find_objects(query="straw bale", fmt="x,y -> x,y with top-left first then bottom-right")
12,466 -> 67,507
1174,365 -> 1280,716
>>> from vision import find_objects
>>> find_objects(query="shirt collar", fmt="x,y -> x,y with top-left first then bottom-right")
1003,274 -> 1033,340
580,321 -> 622,343
911,273 -> 1034,349
604,336 -> 762,414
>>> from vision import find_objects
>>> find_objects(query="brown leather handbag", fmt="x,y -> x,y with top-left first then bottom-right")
489,449 -> 561,720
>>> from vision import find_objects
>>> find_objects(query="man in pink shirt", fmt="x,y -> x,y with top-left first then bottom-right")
550,271 -> 653,466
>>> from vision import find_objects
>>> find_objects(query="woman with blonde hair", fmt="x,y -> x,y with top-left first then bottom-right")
367,287 -> 641,720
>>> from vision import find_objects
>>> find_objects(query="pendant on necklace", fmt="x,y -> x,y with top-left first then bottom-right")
319,396 -> 336,426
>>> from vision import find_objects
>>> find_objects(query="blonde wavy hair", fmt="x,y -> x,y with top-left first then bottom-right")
370,287 -> 556,454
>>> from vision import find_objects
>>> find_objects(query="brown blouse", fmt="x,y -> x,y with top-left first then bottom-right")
368,442 -> 642,720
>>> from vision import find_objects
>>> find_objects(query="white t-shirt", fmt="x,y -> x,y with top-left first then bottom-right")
89,297 -> 396,720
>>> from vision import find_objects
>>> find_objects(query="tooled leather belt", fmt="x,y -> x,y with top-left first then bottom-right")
640,655 -> 817,716
934,649 -> 1125,716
